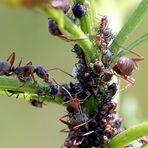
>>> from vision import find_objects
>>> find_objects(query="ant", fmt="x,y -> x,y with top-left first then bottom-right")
113,48 -> 144,88
0,52 -> 15,76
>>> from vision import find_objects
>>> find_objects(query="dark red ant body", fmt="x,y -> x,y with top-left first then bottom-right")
0,52 -> 15,76
113,50 -> 144,86
66,98 -> 80,114
34,66 -> 49,83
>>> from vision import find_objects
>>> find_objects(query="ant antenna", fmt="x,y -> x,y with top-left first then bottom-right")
48,68 -> 74,78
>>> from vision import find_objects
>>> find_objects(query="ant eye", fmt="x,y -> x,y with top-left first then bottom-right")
72,3 -> 86,18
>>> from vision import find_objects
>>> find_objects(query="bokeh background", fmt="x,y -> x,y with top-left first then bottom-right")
0,0 -> 147,147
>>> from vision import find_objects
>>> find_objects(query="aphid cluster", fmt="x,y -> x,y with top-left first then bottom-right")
47,1 -> 144,147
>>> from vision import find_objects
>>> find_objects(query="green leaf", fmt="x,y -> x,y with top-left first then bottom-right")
111,0 -> 148,66
128,33 -> 148,50
107,122 -> 148,148
118,33 -> 148,56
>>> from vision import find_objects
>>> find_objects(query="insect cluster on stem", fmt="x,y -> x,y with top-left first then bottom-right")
2,0 -> 144,147
47,1 -> 144,147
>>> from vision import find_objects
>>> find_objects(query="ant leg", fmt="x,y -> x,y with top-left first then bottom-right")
114,42 -> 144,62
59,115 -> 71,127
17,57 -> 22,67
26,61 -> 32,65
5,90 -> 14,97
30,70 -> 36,83
115,74 -> 135,91
60,128 -> 69,133
4,72 -> 13,76
7,52 -> 15,66
73,113 -> 97,131
82,131 -> 95,136
48,68 -> 74,78
17,76 -> 26,87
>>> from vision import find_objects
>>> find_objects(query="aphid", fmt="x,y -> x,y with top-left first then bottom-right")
100,16 -> 108,34
103,29 -> 113,44
72,3 -> 86,18
0,52 -> 15,76
48,18 -> 62,36
34,66 -> 49,83
13,60 -> 36,84
113,49 -> 144,87
102,135 -> 109,144
100,118 -> 107,128
92,60 -> 105,75
51,0 -> 70,13
102,49 -> 112,67
102,101 -> 117,113
95,35 -> 102,47
49,85 -> 59,95
100,71 -> 113,83
84,72 -> 95,86
100,42 -> 107,51
139,136 -> 148,144
106,83 -> 117,97
72,44 -> 84,59
30,98 -> 43,108
112,117 -> 122,129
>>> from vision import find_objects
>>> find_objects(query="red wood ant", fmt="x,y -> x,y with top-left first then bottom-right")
0,52 -> 15,76
113,48 -> 144,88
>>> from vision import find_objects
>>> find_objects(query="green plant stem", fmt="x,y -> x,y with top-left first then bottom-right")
40,5 -> 96,63
111,0 -> 148,66
107,122 -> 148,148
89,0 -> 97,31
0,76 -> 63,104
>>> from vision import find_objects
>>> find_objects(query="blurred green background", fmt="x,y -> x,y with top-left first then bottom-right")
0,1 -> 147,148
